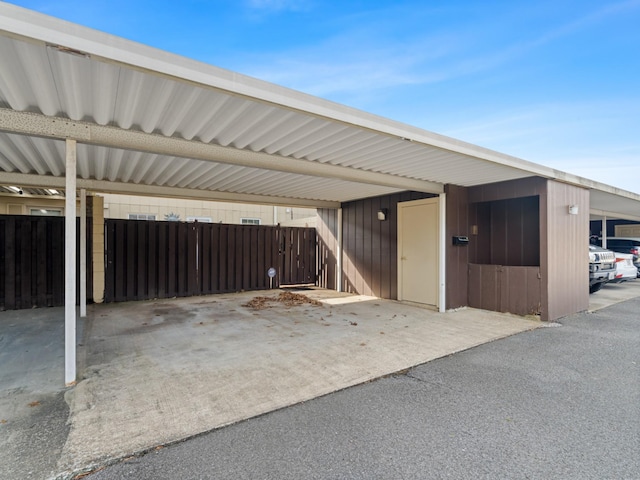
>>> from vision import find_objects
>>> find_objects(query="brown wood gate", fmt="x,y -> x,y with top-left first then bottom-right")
468,263 -> 541,316
104,220 -> 316,303
0,215 -> 93,310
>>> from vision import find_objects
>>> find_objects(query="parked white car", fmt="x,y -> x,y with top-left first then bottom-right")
611,253 -> 637,283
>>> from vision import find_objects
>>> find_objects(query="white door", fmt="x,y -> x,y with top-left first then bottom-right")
398,198 -> 439,307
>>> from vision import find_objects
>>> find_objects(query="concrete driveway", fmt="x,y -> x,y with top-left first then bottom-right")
1,281 -> 637,479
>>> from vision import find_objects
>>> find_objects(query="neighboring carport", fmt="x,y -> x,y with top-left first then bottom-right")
1,2 -> 640,385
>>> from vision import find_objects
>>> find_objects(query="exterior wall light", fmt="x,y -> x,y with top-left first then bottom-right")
377,208 -> 388,221
568,205 -> 579,215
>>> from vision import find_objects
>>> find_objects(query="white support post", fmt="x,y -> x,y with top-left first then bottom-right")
602,216 -> 607,248
65,139 -> 77,386
80,188 -> 87,318
438,193 -> 447,313
337,207 -> 343,292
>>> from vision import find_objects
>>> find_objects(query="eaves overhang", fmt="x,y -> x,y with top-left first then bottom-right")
0,2 -> 638,218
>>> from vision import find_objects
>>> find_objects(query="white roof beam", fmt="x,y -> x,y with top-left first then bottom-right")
0,108 -> 445,194
0,171 -> 340,208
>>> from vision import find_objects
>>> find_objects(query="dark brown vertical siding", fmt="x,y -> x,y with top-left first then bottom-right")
51,219 -> 65,305
104,221 -> 311,302
125,220 -> 137,299
210,224 -> 220,292
334,191 -> 434,299
468,263 -> 541,316
476,196 -> 540,267
469,202 -> 491,264
355,200 -> 365,294
445,185 -> 470,309
1,215 -> 92,310
491,200 -> 508,265
466,178 -> 548,317
279,227 -> 316,285
147,221 -> 157,297
233,225 -> 243,291
522,196 -> 540,266
157,222 -> 167,298
316,208 -> 338,290
19,220 -> 32,309
270,226 -> 280,288
379,194 -> 392,298
505,200 -> 523,266
219,224 -> 228,291
259,227 -> 267,289
250,227 -> 258,288
469,177 -> 546,203
281,227 -> 292,285
3,217 -> 16,310
136,221 -> 147,299
166,222 -> 177,297
35,220 -> 47,305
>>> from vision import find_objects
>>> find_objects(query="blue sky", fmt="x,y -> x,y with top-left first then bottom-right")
7,0 -> 640,194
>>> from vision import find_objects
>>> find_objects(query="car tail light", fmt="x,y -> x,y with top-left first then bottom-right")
630,247 -> 639,255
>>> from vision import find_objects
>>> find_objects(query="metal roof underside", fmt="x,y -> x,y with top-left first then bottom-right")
0,3 -> 639,219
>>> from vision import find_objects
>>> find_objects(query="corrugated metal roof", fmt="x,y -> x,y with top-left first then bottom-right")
0,3 -> 639,219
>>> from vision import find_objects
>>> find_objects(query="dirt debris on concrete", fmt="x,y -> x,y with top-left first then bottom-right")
243,291 -> 323,310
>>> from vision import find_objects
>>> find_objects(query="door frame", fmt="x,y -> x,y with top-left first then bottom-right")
397,194 -> 446,312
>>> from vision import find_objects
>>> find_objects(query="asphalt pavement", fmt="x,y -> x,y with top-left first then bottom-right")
88,296 -> 640,480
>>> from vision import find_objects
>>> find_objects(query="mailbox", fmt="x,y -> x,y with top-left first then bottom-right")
452,235 -> 469,246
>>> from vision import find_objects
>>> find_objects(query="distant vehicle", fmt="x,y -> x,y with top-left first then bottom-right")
610,253 -> 638,283
596,237 -> 640,277
589,244 -> 616,293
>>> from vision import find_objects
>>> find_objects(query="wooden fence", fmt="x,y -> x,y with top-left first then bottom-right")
0,215 -> 92,310
105,220 -> 316,303
468,263 -> 541,316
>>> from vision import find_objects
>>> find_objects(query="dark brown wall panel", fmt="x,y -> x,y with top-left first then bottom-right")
469,201 -> 491,264
468,263 -> 541,316
318,192 -> 435,299
317,208 -> 338,290
466,178 -> 548,317
1,215 -> 92,310
445,184 -> 470,309
469,177 -> 546,203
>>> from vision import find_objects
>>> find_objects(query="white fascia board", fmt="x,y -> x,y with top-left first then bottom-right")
0,109 -> 444,194
0,172 -> 340,209
589,209 -> 640,223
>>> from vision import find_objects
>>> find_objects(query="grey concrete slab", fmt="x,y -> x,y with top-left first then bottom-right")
588,277 -> 640,312
2,283 -> 638,480
88,296 -> 640,480
55,290 -> 540,478
0,308 -> 71,480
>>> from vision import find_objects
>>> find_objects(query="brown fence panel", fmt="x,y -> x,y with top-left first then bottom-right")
105,219 -> 198,302
0,215 -> 92,310
197,223 -> 281,294
468,263 -> 541,316
279,226 -> 317,286
105,220 -> 317,302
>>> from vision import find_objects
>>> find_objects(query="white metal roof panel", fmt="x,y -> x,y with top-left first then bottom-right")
0,2 -> 638,217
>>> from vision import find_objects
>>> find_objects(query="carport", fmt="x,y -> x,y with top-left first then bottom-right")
1,3 -> 640,386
